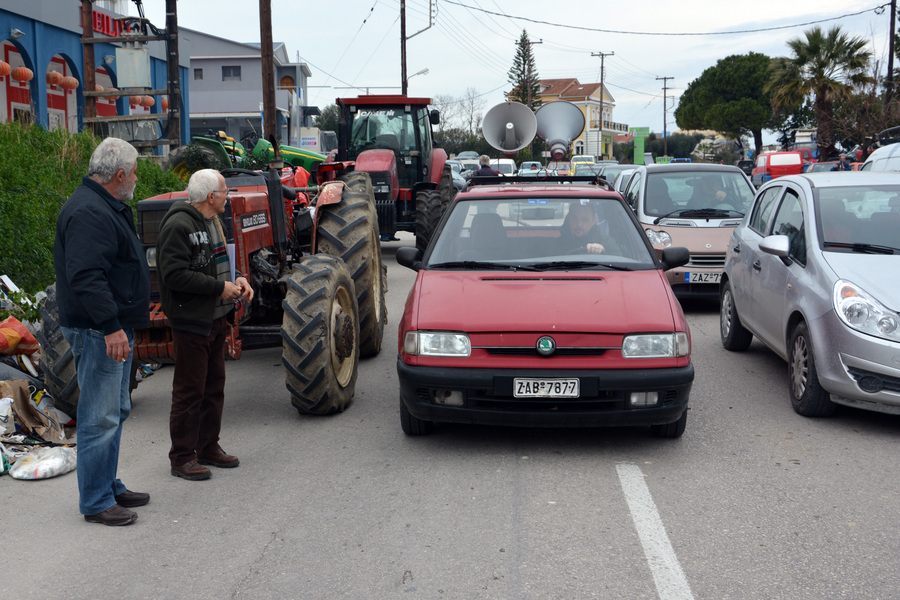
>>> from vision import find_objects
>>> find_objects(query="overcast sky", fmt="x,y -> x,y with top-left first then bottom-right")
137,0 -> 893,141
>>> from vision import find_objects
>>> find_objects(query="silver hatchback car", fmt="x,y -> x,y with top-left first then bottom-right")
720,173 -> 900,416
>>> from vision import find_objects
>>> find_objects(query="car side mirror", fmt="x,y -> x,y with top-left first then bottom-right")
396,246 -> 422,271
760,235 -> 791,265
429,110 -> 440,125
660,246 -> 690,271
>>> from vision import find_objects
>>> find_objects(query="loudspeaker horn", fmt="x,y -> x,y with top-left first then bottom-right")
535,101 -> 586,160
482,101 -> 538,153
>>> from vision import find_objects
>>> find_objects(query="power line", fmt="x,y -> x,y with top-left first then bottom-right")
442,1 -> 891,36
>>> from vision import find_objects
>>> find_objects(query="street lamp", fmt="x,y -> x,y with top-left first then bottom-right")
409,68 -> 429,79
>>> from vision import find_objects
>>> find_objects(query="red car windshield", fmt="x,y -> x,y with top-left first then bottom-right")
426,196 -> 656,270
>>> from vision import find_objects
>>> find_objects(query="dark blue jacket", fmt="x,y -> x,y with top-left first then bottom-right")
53,177 -> 150,334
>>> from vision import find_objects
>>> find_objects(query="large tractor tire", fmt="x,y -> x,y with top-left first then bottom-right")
315,172 -> 386,358
414,189 -> 442,254
437,162 -> 456,214
35,284 -> 79,417
281,255 -> 360,415
164,144 -> 222,182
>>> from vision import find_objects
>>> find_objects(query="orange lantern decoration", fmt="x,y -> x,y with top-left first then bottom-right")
129,95 -> 142,107
94,84 -> 104,92
161,96 -> 169,111
106,86 -> 117,103
11,67 -> 34,84
60,76 -> 79,92
0,61 -> 10,78
141,95 -> 155,108
46,70 -> 63,87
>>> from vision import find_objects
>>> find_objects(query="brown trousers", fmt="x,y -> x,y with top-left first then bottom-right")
168,316 -> 228,467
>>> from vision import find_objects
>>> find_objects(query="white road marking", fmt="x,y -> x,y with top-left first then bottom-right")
616,463 -> 696,600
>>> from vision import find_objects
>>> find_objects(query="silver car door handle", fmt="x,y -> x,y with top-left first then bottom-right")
752,260 -> 761,272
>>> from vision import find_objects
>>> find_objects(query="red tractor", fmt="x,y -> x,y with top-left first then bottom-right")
39,162 -> 386,418
334,95 -> 455,251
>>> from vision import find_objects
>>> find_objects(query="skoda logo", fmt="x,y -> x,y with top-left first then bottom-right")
536,336 -> 556,356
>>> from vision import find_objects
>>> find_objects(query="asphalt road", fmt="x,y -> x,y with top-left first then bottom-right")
4,233 -> 899,599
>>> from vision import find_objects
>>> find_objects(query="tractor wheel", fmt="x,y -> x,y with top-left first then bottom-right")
281,255 -> 360,415
315,172 -> 386,358
164,145 -> 221,182
414,189 -> 442,254
437,163 -> 456,213
35,284 -> 79,417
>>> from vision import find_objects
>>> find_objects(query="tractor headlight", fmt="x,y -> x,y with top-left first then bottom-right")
622,333 -> 689,358
404,331 -> 471,357
834,280 -> 900,342
645,229 -> 672,247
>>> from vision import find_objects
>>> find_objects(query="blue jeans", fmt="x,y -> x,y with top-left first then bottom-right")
62,327 -> 133,515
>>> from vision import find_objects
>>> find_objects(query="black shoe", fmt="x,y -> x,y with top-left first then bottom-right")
115,489 -> 150,508
84,504 -> 138,526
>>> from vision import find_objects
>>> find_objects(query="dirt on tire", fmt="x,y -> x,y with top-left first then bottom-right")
281,255 -> 359,415
315,172 -> 386,358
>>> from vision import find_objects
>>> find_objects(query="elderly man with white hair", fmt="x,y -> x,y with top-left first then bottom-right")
156,169 -> 253,481
53,137 -> 150,526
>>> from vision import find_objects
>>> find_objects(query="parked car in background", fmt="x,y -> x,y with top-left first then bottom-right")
456,151 -> 479,160
490,158 -> 517,176
458,158 -> 480,180
736,159 -> 754,176
860,142 -> 900,171
450,168 -> 468,193
622,163 -> 756,298
573,164 -> 603,177
446,159 -> 464,174
547,161 -> 571,176
395,177 -> 694,437
613,168 -> 636,194
720,172 -> 900,417
805,161 -> 838,173
599,164 -> 632,184
519,161 -> 543,172
570,154 -> 596,170
751,151 -> 805,187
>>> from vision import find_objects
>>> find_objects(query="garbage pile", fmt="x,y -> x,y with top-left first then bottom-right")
1,275 -> 156,480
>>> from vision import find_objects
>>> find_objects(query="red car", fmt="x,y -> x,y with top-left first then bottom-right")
395,176 -> 694,437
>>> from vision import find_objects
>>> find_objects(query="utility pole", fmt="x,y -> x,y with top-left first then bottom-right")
400,0 -> 408,95
592,51 -> 613,158
260,0 -> 277,146
887,0 -> 897,105
656,76 -> 673,157
165,0 -> 181,147
81,0 -> 97,135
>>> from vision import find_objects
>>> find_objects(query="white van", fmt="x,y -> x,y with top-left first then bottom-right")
861,143 -> 900,171
489,158 -> 517,176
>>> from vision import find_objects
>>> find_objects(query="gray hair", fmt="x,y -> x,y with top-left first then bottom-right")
88,137 -> 138,183
479,154 -> 490,166
187,169 -> 222,204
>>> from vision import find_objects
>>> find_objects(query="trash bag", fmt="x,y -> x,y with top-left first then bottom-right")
8,446 -> 77,480
0,316 -> 40,355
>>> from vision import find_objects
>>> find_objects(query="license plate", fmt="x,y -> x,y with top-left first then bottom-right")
685,272 -> 722,283
514,378 -> 580,398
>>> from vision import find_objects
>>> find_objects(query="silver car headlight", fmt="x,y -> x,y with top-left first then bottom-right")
622,333 -> 689,358
404,331 -> 471,357
833,280 -> 900,342
644,229 -> 672,247
145,247 -> 157,268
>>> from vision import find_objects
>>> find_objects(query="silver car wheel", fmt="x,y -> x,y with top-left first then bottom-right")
721,290 -> 734,338
791,334 -> 809,399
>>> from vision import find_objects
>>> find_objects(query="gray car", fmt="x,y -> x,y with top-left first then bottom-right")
720,172 -> 900,417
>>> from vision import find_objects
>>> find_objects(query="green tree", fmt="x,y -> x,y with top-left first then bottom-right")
506,30 -> 542,111
766,25 -> 872,160
314,103 -> 339,132
674,52 -> 773,158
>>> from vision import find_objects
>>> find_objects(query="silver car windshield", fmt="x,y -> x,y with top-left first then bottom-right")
644,171 -> 756,218
427,197 -> 656,271
816,185 -> 900,250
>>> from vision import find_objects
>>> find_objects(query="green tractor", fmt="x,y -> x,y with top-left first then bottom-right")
165,130 -> 326,180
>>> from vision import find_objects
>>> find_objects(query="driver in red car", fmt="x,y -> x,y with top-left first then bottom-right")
562,202 -> 620,255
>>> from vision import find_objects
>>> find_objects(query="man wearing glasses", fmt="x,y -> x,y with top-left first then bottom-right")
156,169 -> 253,481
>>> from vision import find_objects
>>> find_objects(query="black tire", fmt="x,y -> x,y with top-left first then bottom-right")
399,398 -> 433,436
164,145 -> 222,182
720,281 -> 753,351
651,409 -> 687,438
788,322 -> 837,417
315,172 -> 386,358
414,189 -> 442,254
35,284 -> 79,417
437,163 -> 456,213
281,255 -> 359,415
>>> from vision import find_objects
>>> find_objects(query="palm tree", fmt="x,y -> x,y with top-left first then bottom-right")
766,26 -> 872,160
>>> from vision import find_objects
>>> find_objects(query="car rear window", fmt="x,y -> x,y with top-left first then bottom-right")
426,196 -> 656,270
770,153 -> 802,166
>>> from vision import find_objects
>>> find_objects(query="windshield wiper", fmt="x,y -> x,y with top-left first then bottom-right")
653,208 -> 743,224
822,242 -> 897,254
529,260 -> 632,271
429,261 -> 539,271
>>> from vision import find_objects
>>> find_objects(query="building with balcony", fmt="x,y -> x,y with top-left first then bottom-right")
539,78 -> 629,159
